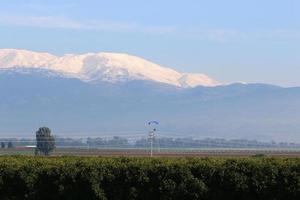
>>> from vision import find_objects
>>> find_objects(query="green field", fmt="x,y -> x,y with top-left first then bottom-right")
1,147 -> 300,157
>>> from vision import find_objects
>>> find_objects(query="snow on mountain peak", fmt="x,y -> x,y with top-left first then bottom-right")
0,49 -> 57,68
179,73 -> 218,88
0,49 -> 218,88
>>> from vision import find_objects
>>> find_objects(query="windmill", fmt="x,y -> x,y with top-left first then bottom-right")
148,121 -> 159,157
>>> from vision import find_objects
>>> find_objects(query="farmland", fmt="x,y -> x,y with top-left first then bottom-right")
1,147 -> 300,157
0,156 -> 299,200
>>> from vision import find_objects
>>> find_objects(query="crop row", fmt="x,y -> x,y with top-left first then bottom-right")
0,156 -> 299,200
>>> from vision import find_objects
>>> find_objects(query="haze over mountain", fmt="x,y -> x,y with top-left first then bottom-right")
1,49 -> 300,142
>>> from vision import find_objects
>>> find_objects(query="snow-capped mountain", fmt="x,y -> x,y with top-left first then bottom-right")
0,49 -> 218,87
1,48 -> 300,142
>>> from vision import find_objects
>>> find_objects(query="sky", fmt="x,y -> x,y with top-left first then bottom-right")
0,0 -> 300,86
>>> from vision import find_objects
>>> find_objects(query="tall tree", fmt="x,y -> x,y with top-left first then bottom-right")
36,127 -> 55,156
1,142 -> 5,148
7,142 -> 13,148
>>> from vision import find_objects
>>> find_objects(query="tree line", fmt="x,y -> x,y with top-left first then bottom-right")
1,135 -> 300,149
1,126 -> 299,157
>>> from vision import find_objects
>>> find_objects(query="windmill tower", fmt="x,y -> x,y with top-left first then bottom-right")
148,121 -> 159,157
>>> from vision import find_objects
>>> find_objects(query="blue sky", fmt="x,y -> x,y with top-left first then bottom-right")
0,0 -> 300,86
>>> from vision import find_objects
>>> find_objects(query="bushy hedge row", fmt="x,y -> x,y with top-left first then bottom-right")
0,156 -> 299,200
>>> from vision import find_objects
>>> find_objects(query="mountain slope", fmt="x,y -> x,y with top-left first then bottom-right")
1,69 -> 300,142
0,49 -> 218,87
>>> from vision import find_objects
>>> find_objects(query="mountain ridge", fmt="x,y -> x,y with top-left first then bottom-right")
0,49 -> 218,88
